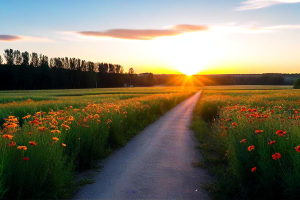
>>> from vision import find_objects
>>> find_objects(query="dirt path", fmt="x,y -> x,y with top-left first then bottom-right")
75,91 -> 211,199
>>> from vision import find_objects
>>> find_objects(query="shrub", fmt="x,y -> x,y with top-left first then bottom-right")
293,78 -> 300,89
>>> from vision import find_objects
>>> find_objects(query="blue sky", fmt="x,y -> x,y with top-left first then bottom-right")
1,0 -> 300,74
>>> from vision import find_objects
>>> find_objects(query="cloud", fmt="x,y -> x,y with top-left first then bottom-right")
77,25 -> 209,40
236,0 -> 300,11
0,34 -> 52,42
0,35 -> 22,41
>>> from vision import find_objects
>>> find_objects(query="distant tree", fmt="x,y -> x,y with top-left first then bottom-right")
3,49 -> 14,65
14,50 -> 22,65
108,63 -> 115,73
0,55 -> 3,65
128,67 -> 134,74
87,61 -> 95,72
30,52 -> 39,67
70,58 -> 76,70
115,65 -> 121,73
293,78 -> 300,89
21,51 -> 30,65
98,63 -> 107,73
120,66 -> 124,74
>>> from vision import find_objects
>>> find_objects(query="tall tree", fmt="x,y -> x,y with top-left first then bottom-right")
128,67 -> 134,74
21,51 -> 29,65
30,52 -> 39,67
0,55 -> 3,65
13,50 -> 22,65
109,63 -> 115,73
115,65 -> 121,73
3,49 -> 14,65
120,66 -> 124,74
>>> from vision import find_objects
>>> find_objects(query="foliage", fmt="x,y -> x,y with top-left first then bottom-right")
293,78 -> 300,89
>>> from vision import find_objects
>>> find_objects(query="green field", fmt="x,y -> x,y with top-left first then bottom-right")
0,86 -> 198,199
192,85 -> 300,199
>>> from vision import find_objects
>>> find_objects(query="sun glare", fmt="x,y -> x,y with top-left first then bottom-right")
154,32 -> 220,75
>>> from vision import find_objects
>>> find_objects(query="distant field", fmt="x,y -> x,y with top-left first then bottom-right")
192,85 -> 300,199
0,86 -> 198,199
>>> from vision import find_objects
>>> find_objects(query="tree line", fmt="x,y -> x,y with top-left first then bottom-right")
0,49 -> 156,90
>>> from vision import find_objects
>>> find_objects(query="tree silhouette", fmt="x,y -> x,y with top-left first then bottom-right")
4,49 -> 14,65
21,51 -> 29,65
128,67 -> 134,74
14,50 -> 22,65
0,55 -> 3,65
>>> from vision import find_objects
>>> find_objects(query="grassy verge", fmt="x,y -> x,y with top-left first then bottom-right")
192,86 -> 300,199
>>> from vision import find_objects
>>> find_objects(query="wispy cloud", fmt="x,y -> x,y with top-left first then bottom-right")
77,25 -> 209,40
0,34 -> 52,42
62,23 -> 300,41
236,0 -> 300,11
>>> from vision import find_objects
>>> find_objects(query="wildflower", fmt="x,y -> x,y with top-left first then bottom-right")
240,139 -> 247,144
23,157 -> 29,161
29,141 -> 37,146
248,145 -> 255,151
295,111 -> 299,114
6,123 -> 18,128
22,115 -> 31,119
255,130 -> 264,133
38,126 -> 46,132
61,124 -> 70,130
276,130 -> 286,137
51,130 -> 61,134
268,140 -> 276,145
251,167 -> 257,172
17,146 -> 27,150
226,118 -> 231,122
295,146 -> 300,152
251,109 -> 257,112
232,122 -> 238,127
9,141 -> 16,146
2,134 -> 13,140
222,133 -> 225,136
272,153 -> 281,160
53,137 -> 59,142
62,143 -> 66,147
28,132 -> 33,135
94,114 -> 100,118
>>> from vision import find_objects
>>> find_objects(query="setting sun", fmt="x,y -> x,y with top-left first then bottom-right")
154,32 -> 222,75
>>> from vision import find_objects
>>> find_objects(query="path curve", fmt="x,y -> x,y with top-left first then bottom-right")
75,91 -> 210,199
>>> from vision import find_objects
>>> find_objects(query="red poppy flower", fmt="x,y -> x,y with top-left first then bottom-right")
248,145 -> 255,151
23,157 -> 29,161
251,167 -> 257,172
295,146 -> 300,152
276,130 -> 286,137
268,140 -> 276,145
272,153 -> 281,160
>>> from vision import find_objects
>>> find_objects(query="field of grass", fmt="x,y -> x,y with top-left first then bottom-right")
192,85 -> 300,199
0,86 -> 198,199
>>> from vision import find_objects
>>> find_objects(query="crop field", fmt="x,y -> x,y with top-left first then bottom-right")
192,85 -> 300,199
0,86 -> 197,199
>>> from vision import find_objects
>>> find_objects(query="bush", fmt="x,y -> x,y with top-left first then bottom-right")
293,78 -> 300,89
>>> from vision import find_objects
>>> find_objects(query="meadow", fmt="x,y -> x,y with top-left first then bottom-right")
192,85 -> 300,199
0,86 -> 197,199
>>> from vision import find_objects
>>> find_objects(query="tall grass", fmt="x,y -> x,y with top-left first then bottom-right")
0,90 -> 194,199
192,87 -> 300,199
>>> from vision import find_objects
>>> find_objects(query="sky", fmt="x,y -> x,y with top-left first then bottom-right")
0,0 -> 300,75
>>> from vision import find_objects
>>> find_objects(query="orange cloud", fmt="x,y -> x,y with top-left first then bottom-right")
0,34 -> 51,42
78,25 -> 209,40
0,35 -> 22,41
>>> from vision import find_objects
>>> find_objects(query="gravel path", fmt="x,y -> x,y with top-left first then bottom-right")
75,91 -> 211,199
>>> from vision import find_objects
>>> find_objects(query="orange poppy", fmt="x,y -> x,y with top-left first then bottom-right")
240,139 -> 246,144
62,143 -> 66,147
2,134 -> 13,140
52,137 -> 59,141
9,141 -> 16,146
248,145 -> 255,151
29,141 -> 37,146
17,146 -> 27,151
